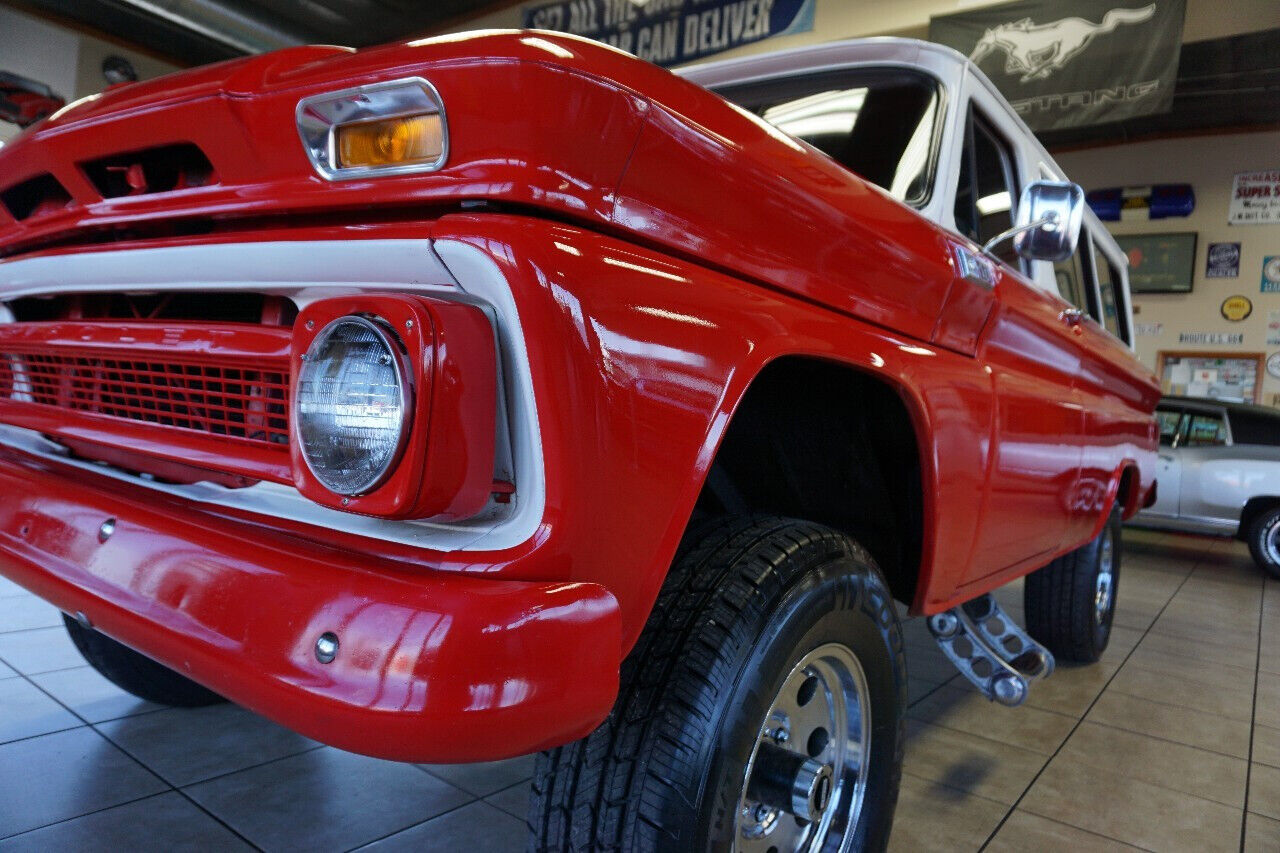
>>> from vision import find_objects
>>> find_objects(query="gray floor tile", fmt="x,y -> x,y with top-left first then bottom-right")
185,747 -> 472,852
1256,672 -> 1280,729
1248,762 -> 1280,821
31,666 -> 163,724
358,800 -> 526,852
0,676 -> 83,744
0,597 -> 63,633
1245,811 -> 1280,853
418,753 -> 536,797
0,659 -> 14,679
0,577 -> 30,599
0,625 -> 85,675
1254,723 -> 1280,769
484,781 -> 530,821
0,792 -> 251,852
96,704 -> 320,787
0,727 -> 166,838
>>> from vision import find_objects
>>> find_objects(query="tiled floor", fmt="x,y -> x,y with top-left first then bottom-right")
0,528 -> 1275,851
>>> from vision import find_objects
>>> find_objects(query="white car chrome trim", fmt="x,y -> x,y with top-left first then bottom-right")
0,239 -> 546,554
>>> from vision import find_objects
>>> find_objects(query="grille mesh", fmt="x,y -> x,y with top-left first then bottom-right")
0,350 -> 289,446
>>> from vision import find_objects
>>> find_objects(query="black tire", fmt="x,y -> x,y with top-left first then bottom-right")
1245,506 -> 1280,579
529,515 -> 907,852
1024,507 -> 1121,663
63,615 -> 224,707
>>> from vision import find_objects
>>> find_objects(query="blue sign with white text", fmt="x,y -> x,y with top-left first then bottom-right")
522,0 -> 815,67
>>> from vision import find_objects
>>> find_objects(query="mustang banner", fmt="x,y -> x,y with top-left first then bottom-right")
929,0 -> 1186,132
521,0 -> 814,67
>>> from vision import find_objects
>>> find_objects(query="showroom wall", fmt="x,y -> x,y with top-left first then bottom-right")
453,0 -> 1279,53
1057,131 -> 1280,407
0,5 -> 177,145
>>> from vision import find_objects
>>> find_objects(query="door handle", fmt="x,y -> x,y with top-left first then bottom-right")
1158,454 -> 1174,463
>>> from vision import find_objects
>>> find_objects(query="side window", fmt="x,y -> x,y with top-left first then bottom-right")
1053,245 -> 1088,310
1185,413 -> 1227,447
953,109 -> 1020,268
1091,240 -> 1129,343
1156,410 -> 1184,446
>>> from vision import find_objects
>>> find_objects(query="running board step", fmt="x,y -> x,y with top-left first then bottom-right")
927,593 -> 1055,707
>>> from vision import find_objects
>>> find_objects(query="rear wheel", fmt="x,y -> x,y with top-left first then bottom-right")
1024,507 -> 1121,663
529,515 -> 907,852
1246,506 -> 1280,579
63,615 -> 224,707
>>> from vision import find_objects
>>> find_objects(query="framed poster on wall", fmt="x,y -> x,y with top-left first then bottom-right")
1156,351 -> 1263,403
1116,233 -> 1197,293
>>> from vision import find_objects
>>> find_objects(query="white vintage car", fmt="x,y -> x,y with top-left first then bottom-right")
1134,395 -> 1280,577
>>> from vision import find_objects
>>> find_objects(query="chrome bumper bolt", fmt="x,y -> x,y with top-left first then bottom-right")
97,518 -> 115,543
315,632 -> 339,664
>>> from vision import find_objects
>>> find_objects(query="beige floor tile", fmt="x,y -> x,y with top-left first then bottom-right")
1086,692 -> 1251,758
1256,673 -> 1280,730
886,773 -> 1007,853
1100,625 -> 1144,658
1107,665 -> 1255,722
1249,763 -> 1280,821
1245,811 -> 1280,853
1025,662 -> 1119,718
907,676 -> 948,705
1020,756 -> 1241,852
902,719 -> 1047,805
1148,615 -> 1259,652
907,684 -> 1077,756
1056,722 -> 1248,808
1137,630 -> 1257,670
1125,644 -> 1257,692
985,810 -> 1141,852
1254,724 -> 1280,769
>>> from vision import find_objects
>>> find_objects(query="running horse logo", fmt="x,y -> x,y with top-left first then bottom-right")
969,5 -> 1157,83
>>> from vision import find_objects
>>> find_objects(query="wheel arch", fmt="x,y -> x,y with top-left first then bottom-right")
1240,496 -> 1280,538
681,353 -> 932,611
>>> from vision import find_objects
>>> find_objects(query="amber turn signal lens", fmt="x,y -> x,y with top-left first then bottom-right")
335,113 -> 444,169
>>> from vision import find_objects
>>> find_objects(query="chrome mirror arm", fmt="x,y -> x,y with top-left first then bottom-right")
981,211 -> 1060,258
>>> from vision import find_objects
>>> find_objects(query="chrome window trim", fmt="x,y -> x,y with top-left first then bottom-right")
295,77 -> 449,181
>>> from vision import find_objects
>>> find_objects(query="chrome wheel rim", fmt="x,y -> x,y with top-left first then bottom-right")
734,643 -> 870,852
1265,519 -> 1280,567
1094,528 -> 1115,626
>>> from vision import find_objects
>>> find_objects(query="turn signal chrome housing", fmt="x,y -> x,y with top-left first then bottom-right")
296,78 -> 448,180
290,294 -> 496,520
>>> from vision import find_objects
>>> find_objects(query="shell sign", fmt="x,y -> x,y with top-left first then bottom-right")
1221,295 -> 1253,322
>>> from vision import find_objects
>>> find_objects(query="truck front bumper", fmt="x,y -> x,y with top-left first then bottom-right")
0,446 -> 620,763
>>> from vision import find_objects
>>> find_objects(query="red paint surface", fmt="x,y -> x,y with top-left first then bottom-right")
0,32 -> 1160,761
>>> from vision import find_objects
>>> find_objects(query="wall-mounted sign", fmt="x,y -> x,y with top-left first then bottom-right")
928,0 -> 1186,132
1178,332 -> 1244,345
1205,242 -> 1241,278
521,0 -> 815,66
1221,295 -> 1253,322
1263,256 -> 1280,293
1268,309 -> 1280,346
1117,232 -> 1197,293
1229,171 -> 1280,225
1268,352 -> 1280,379
1135,322 -> 1163,337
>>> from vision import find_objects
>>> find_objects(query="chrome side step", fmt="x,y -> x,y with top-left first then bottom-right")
927,593 -> 1054,706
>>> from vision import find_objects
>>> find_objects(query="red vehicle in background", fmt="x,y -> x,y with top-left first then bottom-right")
0,32 -> 1156,851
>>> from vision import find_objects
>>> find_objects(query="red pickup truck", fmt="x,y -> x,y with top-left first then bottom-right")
0,32 -> 1157,851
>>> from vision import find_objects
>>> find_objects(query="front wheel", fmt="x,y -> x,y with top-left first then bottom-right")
1245,506 -> 1280,579
529,516 -> 907,852
1024,507 -> 1121,663
63,615 -> 224,707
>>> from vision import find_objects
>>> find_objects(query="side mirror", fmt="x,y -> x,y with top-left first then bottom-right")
1012,180 -> 1085,263
0,71 -> 65,129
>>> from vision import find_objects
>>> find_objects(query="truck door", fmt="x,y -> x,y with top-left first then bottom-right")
950,106 -> 1086,575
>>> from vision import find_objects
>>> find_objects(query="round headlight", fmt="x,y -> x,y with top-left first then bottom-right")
295,315 -> 410,496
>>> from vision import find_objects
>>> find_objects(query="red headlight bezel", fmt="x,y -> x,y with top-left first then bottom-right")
290,293 -> 497,520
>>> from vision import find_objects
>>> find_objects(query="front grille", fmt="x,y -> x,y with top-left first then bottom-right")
0,320 -> 294,484
0,353 -> 288,446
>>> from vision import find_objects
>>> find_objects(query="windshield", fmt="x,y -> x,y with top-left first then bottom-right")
716,67 -> 943,207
